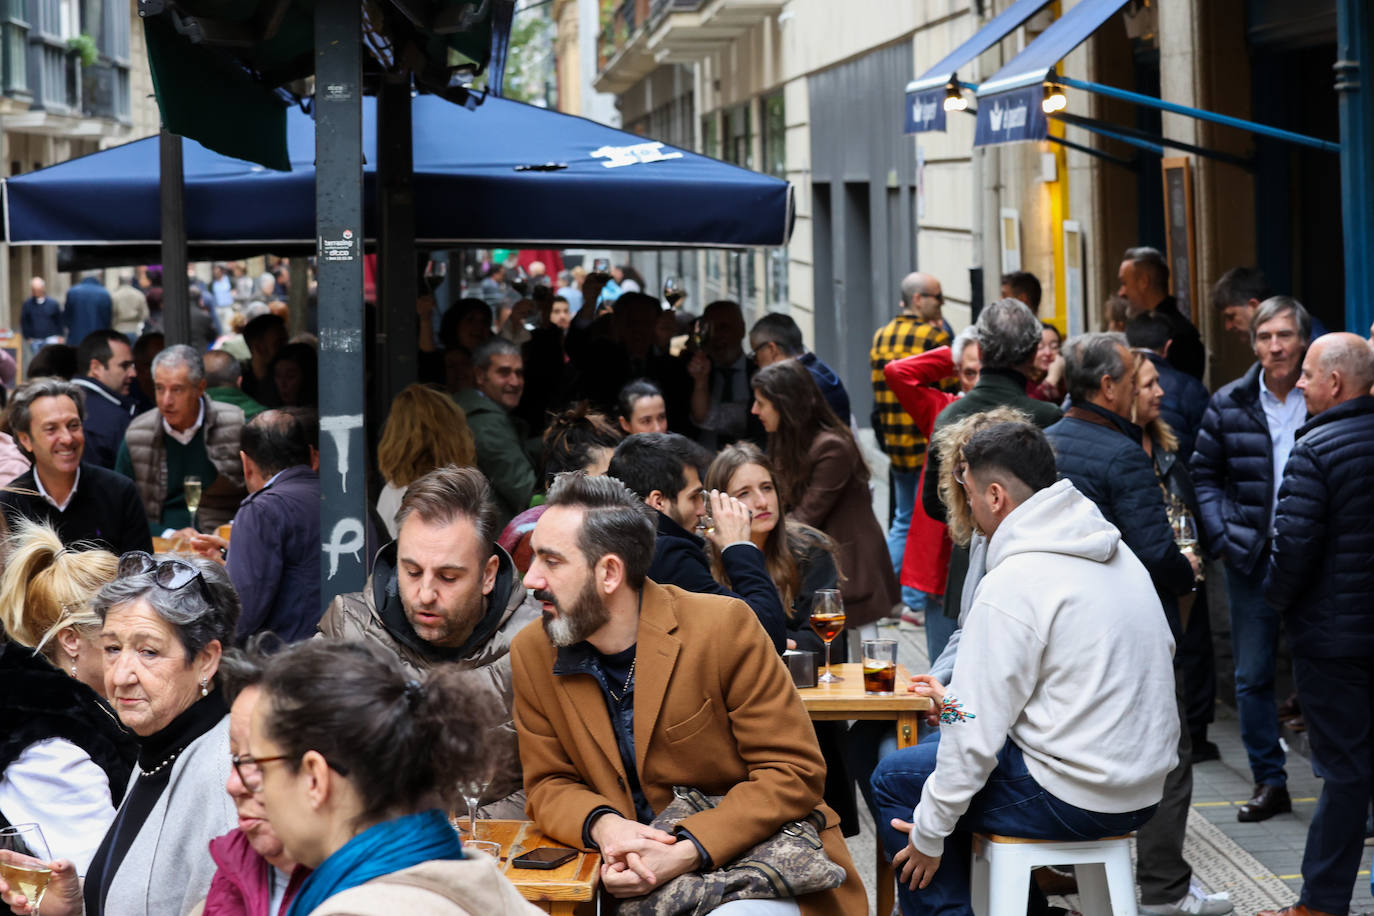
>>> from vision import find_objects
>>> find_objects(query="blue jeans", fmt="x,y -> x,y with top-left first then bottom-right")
872,734 -> 1158,916
1225,562 -> 1287,787
888,470 -> 920,577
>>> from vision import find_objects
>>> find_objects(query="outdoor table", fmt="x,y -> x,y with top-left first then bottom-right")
471,819 -> 600,915
797,663 -> 932,916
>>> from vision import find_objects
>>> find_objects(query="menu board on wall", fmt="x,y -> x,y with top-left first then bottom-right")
1161,157 -> 1198,324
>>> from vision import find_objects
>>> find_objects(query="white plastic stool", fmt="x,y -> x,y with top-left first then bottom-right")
970,833 -> 1137,916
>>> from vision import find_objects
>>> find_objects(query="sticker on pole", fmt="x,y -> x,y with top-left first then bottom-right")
319,228 -> 358,262
322,82 -> 354,103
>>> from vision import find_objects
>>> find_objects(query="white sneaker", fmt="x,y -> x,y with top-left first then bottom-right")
1139,890 -> 1234,916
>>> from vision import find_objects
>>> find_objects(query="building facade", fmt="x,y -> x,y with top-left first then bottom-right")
1,0 -> 158,324
587,0 -> 1368,412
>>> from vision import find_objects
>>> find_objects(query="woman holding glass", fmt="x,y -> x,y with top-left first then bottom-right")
1133,350 -> 1218,757
750,360 -> 899,628
0,520 -> 134,875
0,552 -> 240,916
237,640 -> 539,916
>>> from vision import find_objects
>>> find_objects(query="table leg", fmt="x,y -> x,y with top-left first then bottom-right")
896,711 -> 920,749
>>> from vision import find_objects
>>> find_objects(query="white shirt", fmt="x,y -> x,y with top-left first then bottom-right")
1258,371 -> 1307,532
0,738 -> 119,875
162,400 -> 206,446
34,466 -> 80,512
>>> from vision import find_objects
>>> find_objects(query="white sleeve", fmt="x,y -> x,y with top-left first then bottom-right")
0,739 -> 119,876
910,601 -> 1043,856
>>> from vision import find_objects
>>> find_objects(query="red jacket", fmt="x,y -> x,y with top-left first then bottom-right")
202,829 -> 310,916
883,347 -> 959,595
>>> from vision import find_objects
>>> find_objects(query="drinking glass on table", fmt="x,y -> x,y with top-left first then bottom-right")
810,589 -> 846,683
862,638 -> 897,695
183,475 -> 203,533
456,752 -> 497,841
0,823 -> 53,912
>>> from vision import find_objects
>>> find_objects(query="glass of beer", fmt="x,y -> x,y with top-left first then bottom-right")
810,589 -> 846,683
183,475 -> 203,533
862,639 -> 898,695
0,823 -> 53,910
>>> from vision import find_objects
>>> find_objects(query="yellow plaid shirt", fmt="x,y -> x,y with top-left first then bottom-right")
870,314 -> 952,472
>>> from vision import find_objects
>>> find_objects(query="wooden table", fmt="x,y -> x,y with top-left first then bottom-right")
470,819 -> 600,915
798,662 -> 932,916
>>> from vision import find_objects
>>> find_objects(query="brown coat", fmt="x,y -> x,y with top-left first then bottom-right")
511,581 -> 866,916
789,430 -> 899,626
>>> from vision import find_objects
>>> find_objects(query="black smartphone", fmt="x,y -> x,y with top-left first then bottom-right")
510,847 -> 578,870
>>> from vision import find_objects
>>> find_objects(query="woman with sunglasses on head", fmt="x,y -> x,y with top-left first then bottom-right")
0,520 -> 136,877
241,640 -> 539,916
0,551 -> 240,916
750,359 -> 899,630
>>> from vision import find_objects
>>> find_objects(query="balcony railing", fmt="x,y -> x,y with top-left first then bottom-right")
2,0 -> 131,122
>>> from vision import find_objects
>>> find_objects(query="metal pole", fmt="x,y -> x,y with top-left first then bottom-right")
1336,0 -> 1374,332
315,0 -> 367,604
377,72 -> 418,408
158,129 -> 189,345
1058,76 -> 1342,154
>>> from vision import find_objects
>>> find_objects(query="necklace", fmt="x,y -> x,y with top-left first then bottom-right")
607,658 -> 636,703
138,748 -> 183,779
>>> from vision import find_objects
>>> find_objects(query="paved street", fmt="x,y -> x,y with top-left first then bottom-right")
842,616 -> 1374,916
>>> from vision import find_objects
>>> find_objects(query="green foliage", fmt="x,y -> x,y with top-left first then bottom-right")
67,33 -> 98,68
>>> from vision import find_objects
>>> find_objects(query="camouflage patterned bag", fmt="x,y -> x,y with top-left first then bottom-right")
612,786 -> 847,915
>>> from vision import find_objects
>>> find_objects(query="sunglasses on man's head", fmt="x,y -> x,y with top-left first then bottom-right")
117,551 -> 213,604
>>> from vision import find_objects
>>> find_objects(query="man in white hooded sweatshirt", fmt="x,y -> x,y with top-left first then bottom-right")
872,420 -> 1179,916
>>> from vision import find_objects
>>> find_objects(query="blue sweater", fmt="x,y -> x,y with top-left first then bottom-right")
226,465 -> 322,643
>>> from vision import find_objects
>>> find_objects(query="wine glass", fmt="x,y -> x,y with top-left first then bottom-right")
810,589 -> 847,683
0,823 -> 53,911
423,259 -> 448,294
1170,507 -> 1204,583
456,752 -> 497,841
183,476 -> 203,533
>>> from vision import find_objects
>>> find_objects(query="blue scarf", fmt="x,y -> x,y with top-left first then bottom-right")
286,809 -> 463,916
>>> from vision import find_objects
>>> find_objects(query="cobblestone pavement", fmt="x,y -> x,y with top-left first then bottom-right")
841,617 -> 1374,916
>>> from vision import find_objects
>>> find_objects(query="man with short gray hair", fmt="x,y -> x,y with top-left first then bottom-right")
918,299 -> 1061,658
1259,333 -> 1374,916
1118,246 -> 1205,379
1191,295 -> 1314,822
0,378 -> 150,554
115,344 -> 247,537
454,338 -> 537,528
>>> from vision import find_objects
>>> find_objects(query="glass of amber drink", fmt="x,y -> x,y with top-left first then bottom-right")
810,589 -> 846,683
862,639 -> 898,695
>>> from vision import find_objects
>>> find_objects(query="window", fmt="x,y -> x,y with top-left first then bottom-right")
724,102 -> 752,169
760,91 -> 785,179
701,112 -> 719,159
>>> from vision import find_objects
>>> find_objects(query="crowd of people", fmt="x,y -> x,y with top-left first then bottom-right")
0,244 -> 1368,916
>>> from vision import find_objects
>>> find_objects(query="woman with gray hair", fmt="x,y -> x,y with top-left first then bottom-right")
0,552 -> 240,916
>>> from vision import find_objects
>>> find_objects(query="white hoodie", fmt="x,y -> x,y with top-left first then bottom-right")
912,478 -> 1179,856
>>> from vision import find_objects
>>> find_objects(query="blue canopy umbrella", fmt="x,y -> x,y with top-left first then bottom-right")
2,93 -> 793,251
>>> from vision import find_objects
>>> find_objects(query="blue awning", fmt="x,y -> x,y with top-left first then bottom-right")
973,0 -> 1129,145
904,0 -> 1052,133
2,93 -> 793,250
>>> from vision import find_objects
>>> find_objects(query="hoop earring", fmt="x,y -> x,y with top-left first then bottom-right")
200,677 -> 209,697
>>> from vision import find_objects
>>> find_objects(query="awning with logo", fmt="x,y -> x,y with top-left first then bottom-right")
973,0 -> 1128,146
904,0 -> 1053,133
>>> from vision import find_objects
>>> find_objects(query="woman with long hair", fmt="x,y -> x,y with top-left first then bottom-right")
0,520 -> 135,875
750,360 -> 898,628
375,385 -> 477,539
703,443 -> 861,835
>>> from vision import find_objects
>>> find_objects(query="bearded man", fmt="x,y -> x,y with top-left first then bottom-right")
318,465 -> 538,817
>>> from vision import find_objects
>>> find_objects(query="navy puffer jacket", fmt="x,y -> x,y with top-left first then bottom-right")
1264,396 -> 1374,658
1045,403 -> 1196,611
1189,362 -> 1277,576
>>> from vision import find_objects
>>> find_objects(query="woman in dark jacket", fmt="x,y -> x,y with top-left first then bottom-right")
751,360 -> 899,628
703,442 -> 859,834
0,520 -> 135,874
1134,352 -> 1218,757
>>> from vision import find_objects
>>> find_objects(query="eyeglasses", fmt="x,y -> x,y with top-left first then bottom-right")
747,340 -> 776,362
920,291 -> 945,305
117,551 -> 212,604
231,753 -> 291,794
